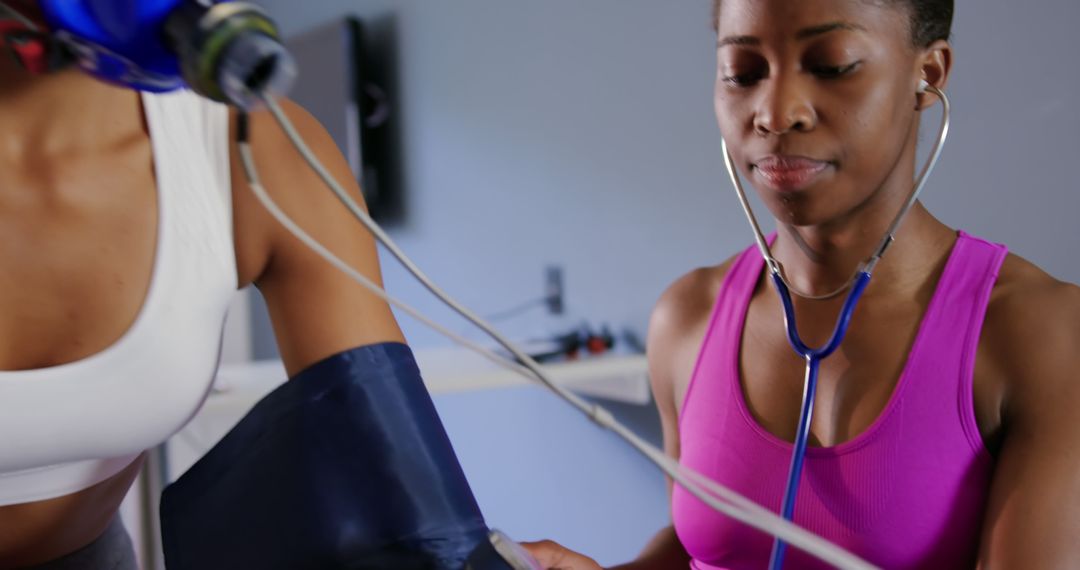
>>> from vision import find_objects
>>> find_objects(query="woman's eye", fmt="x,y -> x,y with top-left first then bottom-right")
809,62 -> 860,79
722,70 -> 766,87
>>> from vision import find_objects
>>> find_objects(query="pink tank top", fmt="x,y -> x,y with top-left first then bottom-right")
672,231 -> 1006,569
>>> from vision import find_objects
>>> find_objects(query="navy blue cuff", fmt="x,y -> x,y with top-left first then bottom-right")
161,342 -> 493,569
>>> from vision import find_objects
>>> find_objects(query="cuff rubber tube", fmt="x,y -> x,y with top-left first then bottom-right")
160,342 -> 509,570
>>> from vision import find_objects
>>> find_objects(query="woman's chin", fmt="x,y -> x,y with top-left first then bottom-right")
754,184 -> 866,229
757,194 -> 827,228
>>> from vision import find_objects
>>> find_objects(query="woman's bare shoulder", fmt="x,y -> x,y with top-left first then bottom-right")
647,253 -> 743,411
986,254 -> 1080,340
982,253 -> 1080,403
649,261 -> 734,341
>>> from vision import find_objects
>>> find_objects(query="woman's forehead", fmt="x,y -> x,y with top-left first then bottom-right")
716,0 -> 907,43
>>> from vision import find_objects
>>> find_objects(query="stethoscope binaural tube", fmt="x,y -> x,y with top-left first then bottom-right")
720,83 -> 952,570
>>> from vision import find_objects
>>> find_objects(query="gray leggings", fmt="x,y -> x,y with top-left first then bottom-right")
29,517 -> 138,570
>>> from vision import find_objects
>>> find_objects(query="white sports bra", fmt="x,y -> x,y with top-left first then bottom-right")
0,90 -> 237,506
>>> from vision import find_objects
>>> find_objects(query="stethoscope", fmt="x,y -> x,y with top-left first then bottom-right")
721,80 -> 952,570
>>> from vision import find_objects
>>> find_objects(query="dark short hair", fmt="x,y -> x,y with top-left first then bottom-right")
901,0 -> 954,46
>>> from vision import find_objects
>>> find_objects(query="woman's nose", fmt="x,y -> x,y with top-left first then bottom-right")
753,75 -> 816,136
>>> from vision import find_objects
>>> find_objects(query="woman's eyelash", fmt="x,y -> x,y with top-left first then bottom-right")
722,71 -> 765,87
722,61 -> 861,87
809,62 -> 861,78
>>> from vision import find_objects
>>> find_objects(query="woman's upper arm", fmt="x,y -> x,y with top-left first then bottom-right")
229,100 -> 404,377
977,283 -> 1080,569
621,266 -> 724,570
646,286 -> 687,473
646,264 -> 728,492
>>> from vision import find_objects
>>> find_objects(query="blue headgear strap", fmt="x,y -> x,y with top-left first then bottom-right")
38,0 -> 185,91
31,0 -> 293,107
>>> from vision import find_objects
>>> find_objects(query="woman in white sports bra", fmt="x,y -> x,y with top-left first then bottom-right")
0,1 -> 405,566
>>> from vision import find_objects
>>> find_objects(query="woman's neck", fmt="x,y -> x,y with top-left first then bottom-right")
0,60 -> 139,161
770,200 -> 955,300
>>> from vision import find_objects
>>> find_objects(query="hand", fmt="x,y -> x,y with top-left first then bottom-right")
521,540 -> 603,570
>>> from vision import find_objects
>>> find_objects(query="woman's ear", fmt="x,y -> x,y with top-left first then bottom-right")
916,39 -> 953,110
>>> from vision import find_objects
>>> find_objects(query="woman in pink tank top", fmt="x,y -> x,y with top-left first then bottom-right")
525,1 -> 1080,568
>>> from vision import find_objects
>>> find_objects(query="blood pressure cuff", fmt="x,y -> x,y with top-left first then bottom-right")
160,342 -> 502,570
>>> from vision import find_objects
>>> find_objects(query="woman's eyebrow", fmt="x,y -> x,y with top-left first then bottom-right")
796,21 -> 867,40
717,21 -> 867,49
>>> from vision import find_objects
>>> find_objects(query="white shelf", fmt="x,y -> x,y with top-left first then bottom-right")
210,348 -> 650,407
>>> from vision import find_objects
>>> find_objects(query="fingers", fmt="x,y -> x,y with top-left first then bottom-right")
521,540 -> 603,570
522,540 -> 563,567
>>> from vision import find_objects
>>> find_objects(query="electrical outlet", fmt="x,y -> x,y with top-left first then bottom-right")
545,265 -> 564,315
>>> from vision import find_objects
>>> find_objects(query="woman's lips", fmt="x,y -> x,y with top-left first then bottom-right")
753,156 -> 830,192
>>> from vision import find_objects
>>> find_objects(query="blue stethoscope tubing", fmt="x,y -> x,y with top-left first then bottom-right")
720,83 -> 952,570
766,271 -> 870,570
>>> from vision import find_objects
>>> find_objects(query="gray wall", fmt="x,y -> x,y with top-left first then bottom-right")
250,0 -> 1080,353
250,0 -> 729,353
926,0 -> 1080,272
245,0 -> 1080,562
